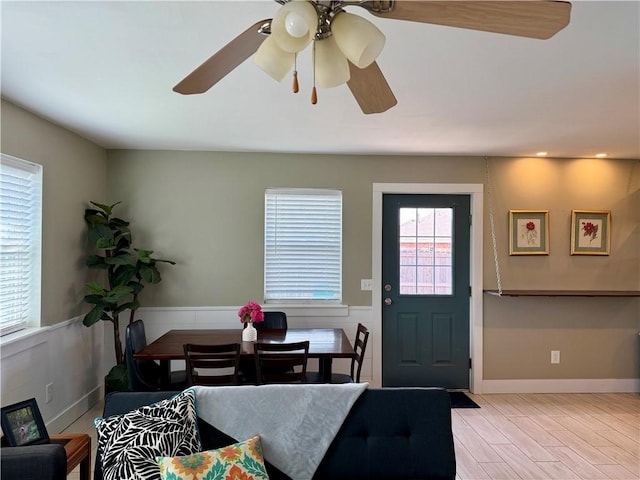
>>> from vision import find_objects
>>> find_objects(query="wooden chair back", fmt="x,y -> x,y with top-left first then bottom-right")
254,340 -> 309,384
255,311 -> 288,330
184,343 -> 242,386
350,323 -> 370,383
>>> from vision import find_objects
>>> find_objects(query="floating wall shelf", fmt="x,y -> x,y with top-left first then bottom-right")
484,290 -> 640,297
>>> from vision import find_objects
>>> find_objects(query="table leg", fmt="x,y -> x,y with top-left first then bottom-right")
159,360 -> 171,389
80,447 -> 91,480
319,358 -> 333,382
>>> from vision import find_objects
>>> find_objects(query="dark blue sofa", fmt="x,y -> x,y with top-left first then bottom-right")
95,387 -> 456,480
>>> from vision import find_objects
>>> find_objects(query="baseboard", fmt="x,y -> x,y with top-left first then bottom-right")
481,378 -> 640,394
46,385 -> 102,434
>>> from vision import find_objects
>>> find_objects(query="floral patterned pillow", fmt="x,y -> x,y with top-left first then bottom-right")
157,435 -> 269,480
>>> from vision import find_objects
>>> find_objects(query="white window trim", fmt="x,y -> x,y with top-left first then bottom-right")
264,188 -> 343,304
0,153 -> 42,336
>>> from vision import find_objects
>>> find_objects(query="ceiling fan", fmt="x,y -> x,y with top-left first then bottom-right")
173,1 -> 571,114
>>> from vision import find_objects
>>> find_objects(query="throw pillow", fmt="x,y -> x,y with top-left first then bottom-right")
157,435 -> 269,480
95,389 -> 201,480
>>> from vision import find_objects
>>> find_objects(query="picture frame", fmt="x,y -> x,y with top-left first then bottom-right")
1,398 -> 49,446
570,210 -> 611,255
509,210 -> 549,255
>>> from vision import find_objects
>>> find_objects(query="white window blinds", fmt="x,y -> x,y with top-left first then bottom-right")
0,154 -> 42,336
264,189 -> 342,302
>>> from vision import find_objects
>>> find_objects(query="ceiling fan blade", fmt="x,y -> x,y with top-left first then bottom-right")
173,19 -> 270,95
347,61 -> 397,114
366,1 -> 571,39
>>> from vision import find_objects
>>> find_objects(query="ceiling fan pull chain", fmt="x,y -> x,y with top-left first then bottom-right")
292,54 -> 299,94
485,156 -> 503,296
311,41 -> 318,105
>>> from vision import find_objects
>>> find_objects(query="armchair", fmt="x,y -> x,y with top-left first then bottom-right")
0,443 -> 67,480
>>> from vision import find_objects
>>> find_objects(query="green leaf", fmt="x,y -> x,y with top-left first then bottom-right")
84,213 -> 107,225
90,200 -> 121,216
88,224 -> 114,247
105,364 -> 129,392
140,264 -> 161,283
107,285 -> 133,300
128,281 -> 144,295
86,255 -> 109,269
155,259 -> 177,265
83,294 -> 105,305
110,217 -> 130,228
135,248 -> 153,264
83,305 -> 105,326
104,252 -> 136,266
100,285 -> 133,304
114,301 -> 139,315
86,281 -> 106,295
111,265 -> 137,286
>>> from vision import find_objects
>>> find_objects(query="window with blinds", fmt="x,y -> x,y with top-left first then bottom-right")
0,154 -> 42,336
264,189 -> 342,302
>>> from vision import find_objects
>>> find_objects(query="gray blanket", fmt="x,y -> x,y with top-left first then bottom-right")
193,383 -> 368,479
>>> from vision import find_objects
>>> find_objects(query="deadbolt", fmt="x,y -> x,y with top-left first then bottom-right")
384,284 -> 392,291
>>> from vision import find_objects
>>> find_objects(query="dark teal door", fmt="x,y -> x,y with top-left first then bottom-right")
382,194 -> 471,388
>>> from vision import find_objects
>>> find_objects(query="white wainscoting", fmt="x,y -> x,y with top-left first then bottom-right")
0,316 -> 104,434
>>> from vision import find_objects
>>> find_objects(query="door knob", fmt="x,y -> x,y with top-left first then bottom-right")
384,297 -> 393,305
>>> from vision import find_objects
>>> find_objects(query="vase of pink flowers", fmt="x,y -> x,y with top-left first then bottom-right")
238,301 -> 264,342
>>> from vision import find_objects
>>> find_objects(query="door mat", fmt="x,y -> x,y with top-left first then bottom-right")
448,391 -> 480,409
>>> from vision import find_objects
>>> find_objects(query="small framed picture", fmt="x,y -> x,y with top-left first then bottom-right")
1,398 -> 49,446
509,210 -> 549,255
571,210 -> 611,255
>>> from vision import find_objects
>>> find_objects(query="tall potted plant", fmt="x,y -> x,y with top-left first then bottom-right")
82,201 -> 175,391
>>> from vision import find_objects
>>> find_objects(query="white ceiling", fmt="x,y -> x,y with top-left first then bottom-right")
1,1 -> 639,159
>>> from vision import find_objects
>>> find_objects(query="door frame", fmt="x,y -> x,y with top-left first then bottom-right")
372,183 -> 484,393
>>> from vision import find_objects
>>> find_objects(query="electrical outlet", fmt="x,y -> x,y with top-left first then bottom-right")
45,383 -> 53,403
551,350 -> 560,364
360,279 -> 372,291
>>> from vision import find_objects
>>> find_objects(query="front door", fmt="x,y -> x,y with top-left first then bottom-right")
382,194 -> 471,388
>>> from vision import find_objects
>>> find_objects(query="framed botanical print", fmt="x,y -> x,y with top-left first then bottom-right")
571,210 -> 611,255
509,210 -> 549,255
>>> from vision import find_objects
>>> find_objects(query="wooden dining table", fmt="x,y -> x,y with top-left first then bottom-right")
134,327 -> 355,386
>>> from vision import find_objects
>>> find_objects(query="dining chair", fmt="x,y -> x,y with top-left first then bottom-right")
183,343 -> 242,386
125,320 -> 188,391
307,323 -> 370,384
255,311 -> 288,330
254,340 -> 309,384
240,311 -> 288,382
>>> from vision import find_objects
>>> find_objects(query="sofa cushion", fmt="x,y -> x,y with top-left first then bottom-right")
157,435 -> 269,480
95,389 -> 201,480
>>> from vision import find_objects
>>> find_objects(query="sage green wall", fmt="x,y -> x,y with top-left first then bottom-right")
107,150 -> 483,306
1,99 -> 108,326
108,150 -> 640,381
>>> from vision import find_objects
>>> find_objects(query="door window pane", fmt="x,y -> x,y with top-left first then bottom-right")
399,207 -> 452,295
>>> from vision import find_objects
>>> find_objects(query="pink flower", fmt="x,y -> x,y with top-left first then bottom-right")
238,301 -> 264,323
526,221 -> 535,231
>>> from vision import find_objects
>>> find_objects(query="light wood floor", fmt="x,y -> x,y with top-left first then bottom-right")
64,392 -> 639,480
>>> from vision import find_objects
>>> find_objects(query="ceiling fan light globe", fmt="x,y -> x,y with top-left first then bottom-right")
253,35 -> 295,82
314,36 -> 350,88
285,11 -> 309,38
332,12 -> 386,68
272,1 -> 317,53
